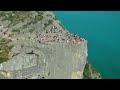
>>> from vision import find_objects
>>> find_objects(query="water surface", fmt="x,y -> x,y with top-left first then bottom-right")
53,11 -> 120,79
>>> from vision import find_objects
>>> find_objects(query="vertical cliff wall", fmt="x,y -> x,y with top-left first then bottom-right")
0,11 -> 100,79
0,41 -> 87,79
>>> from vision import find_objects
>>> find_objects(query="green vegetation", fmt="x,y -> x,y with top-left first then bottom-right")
0,12 -> 32,27
0,38 -> 12,45
83,62 -> 101,79
11,29 -> 20,33
0,12 -> 44,29
83,63 -> 91,79
44,20 -> 53,28
22,21 -> 32,29
0,38 -> 13,63
29,29 -> 34,33
8,33 -> 13,37
35,15 -> 43,21
31,15 -> 43,24
23,15 -> 43,29
0,12 -> 17,24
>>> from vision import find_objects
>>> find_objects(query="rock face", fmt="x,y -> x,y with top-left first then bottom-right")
0,11 -> 100,79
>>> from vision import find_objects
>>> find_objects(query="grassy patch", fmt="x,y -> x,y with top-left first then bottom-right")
35,15 -> 43,21
29,29 -> 34,33
83,63 -> 91,79
11,29 -> 20,33
22,15 -> 43,29
0,12 -> 31,27
8,33 -> 13,37
0,12 -> 44,29
83,62 -> 100,79
1,12 -> 15,23
44,20 -> 53,28
32,15 -> 43,24
0,38 -> 12,45
22,21 -> 32,29
0,38 -> 13,63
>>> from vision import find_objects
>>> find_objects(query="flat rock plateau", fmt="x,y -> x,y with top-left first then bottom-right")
0,11 -> 101,79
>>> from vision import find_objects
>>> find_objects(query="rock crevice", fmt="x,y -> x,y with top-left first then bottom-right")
0,11 -> 100,79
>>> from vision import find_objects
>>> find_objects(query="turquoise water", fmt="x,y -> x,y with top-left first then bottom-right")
53,11 -> 120,79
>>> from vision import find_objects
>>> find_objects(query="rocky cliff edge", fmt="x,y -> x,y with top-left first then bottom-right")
0,11 -> 101,79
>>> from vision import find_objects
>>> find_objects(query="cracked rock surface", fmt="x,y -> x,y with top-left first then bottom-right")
0,11 -> 100,79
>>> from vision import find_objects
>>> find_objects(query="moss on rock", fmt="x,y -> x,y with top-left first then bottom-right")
83,61 -> 101,79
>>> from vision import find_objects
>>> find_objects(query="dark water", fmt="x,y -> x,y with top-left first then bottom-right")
53,11 -> 120,79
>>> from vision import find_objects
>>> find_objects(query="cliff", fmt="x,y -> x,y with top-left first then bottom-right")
0,11 -> 101,79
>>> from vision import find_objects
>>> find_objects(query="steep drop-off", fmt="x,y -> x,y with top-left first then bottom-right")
0,11 -> 101,79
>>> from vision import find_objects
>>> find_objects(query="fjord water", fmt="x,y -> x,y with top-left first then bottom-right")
53,11 -> 120,79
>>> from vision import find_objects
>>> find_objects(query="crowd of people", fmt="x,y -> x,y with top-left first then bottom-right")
32,26 -> 85,44
0,25 -> 85,45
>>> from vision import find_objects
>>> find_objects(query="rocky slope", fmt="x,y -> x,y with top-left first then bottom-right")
0,11 -> 101,79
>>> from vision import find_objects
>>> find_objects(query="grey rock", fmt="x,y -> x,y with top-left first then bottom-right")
0,11 -> 100,79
